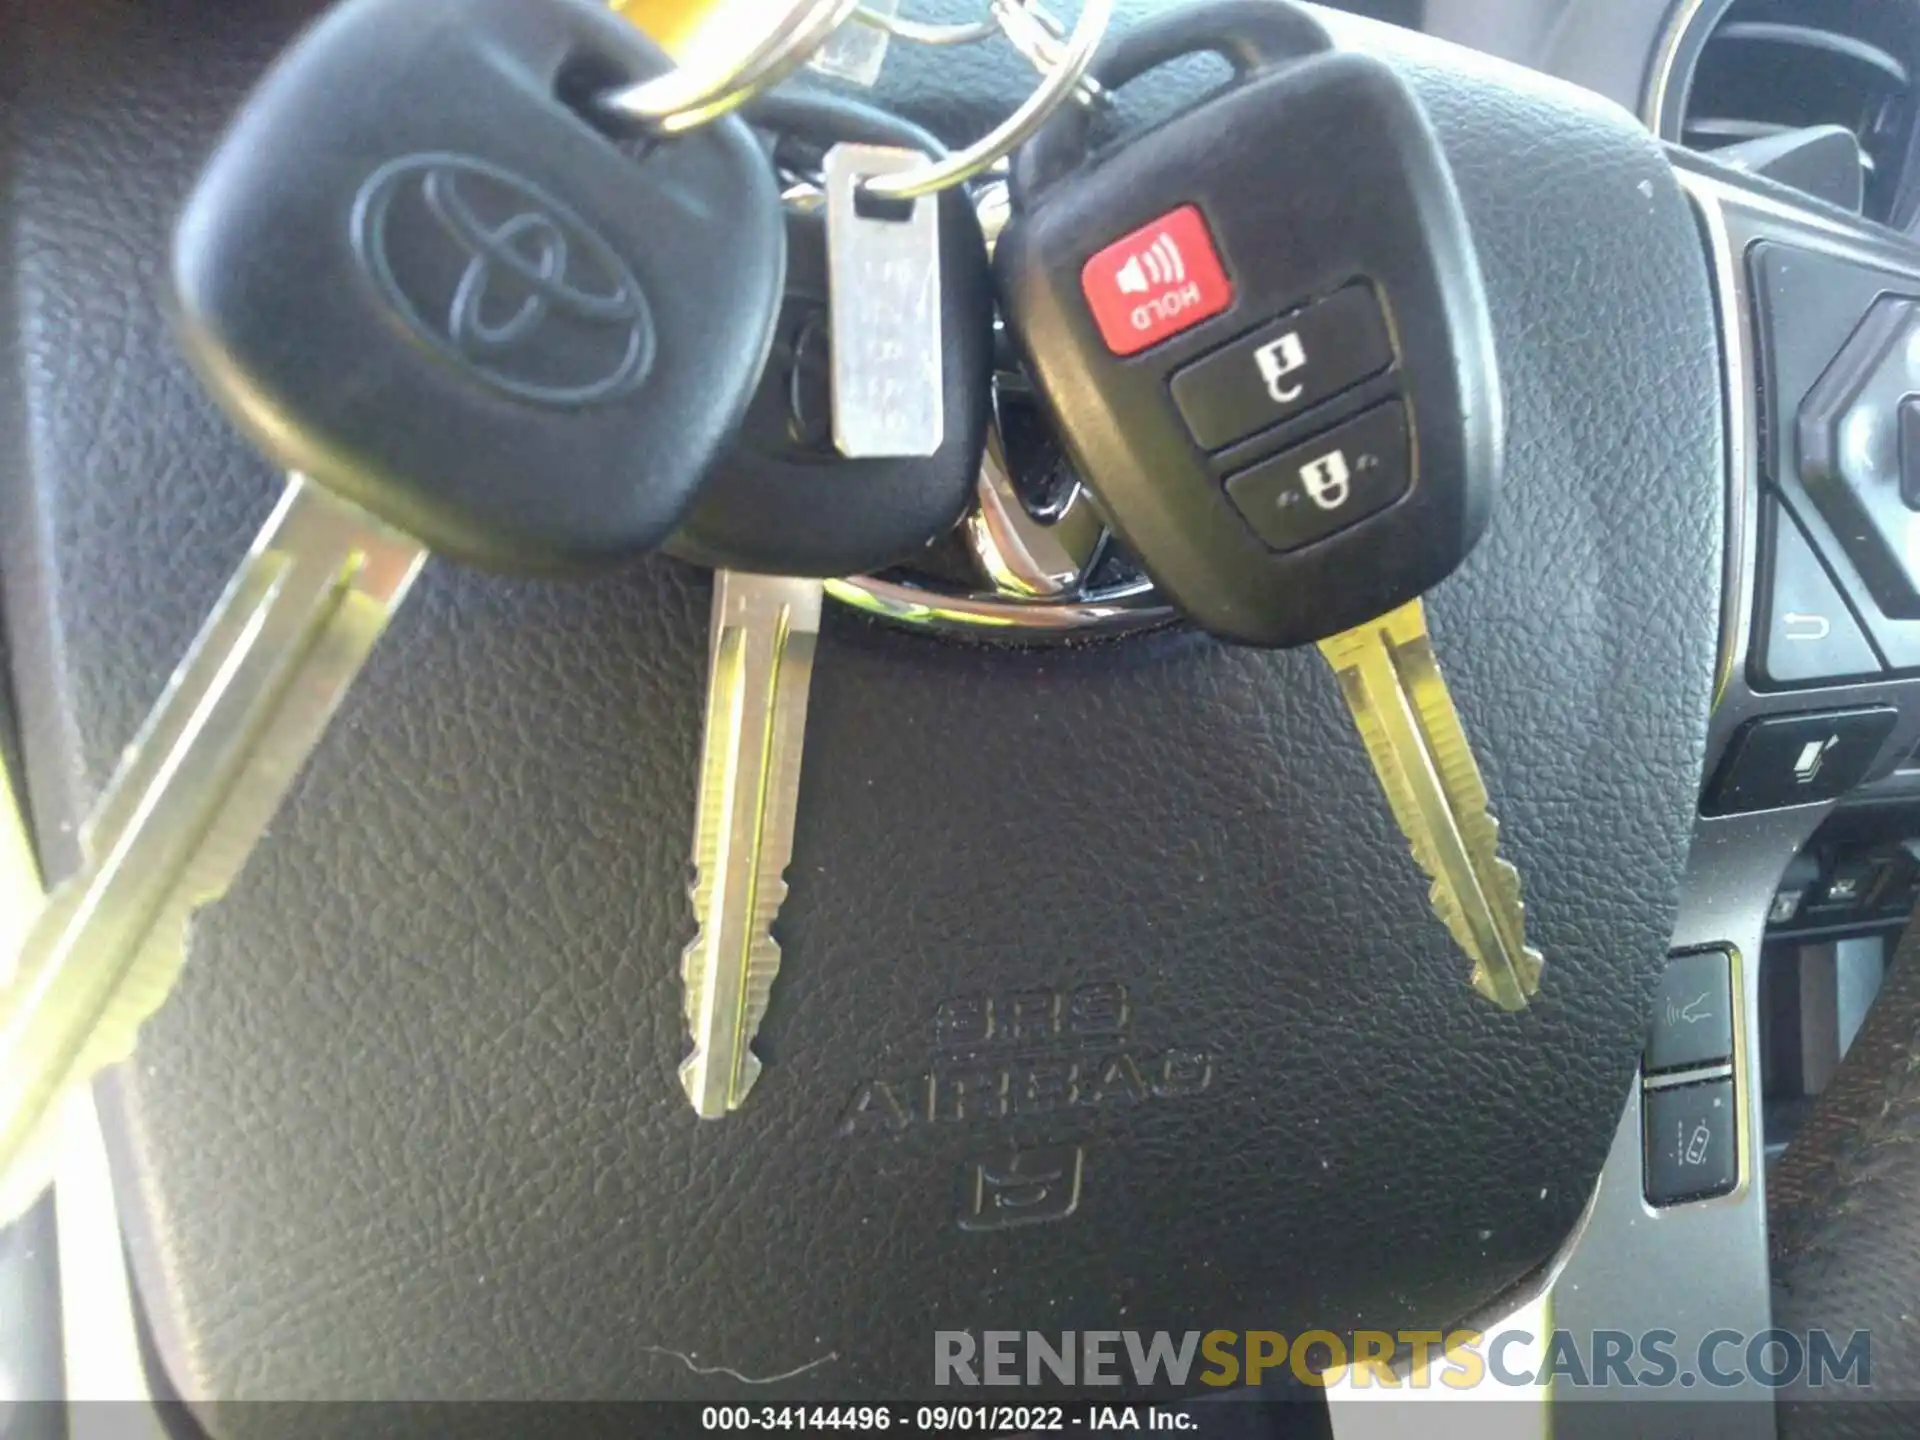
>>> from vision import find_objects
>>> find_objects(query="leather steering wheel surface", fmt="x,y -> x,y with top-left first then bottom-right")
0,0 -> 1723,1411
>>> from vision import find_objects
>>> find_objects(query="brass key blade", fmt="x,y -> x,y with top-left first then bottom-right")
0,480 -> 424,1206
680,572 -> 822,1119
1317,599 -> 1542,1011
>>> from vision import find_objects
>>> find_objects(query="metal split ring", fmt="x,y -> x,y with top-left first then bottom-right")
604,0 -> 1114,199
602,0 -> 864,133
852,8 -> 1001,45
862,0 -> 1113,199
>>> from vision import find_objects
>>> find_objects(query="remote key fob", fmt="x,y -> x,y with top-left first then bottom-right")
995,0 -> 1501,649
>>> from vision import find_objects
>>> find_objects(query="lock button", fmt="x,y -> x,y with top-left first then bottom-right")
1171,286 -> 1395,450
1224,402 -> 1411,551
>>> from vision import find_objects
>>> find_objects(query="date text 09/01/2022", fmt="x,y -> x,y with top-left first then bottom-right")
699,1405 -> 1194,1432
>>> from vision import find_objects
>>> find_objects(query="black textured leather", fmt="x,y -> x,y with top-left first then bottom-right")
0,0 -> 1723,1410
1771,919 -> 1920,1435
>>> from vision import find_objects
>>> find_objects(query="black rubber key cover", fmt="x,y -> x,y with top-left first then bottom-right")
996,0 -> 1501,646
170,0 -> 785,572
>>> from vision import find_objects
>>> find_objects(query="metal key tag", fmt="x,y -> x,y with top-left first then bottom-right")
808,0 -> 896,87
667,93 -> 995,578
824,143 -> 945,458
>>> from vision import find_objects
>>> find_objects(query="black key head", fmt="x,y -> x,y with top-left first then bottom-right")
170,0 -> 785,572
995,0 -> 1502,647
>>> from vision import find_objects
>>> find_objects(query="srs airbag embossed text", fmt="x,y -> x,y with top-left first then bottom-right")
837,983 -> 1215,1137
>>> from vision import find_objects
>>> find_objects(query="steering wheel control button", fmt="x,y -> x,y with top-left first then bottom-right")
1000,6 -> 1534,1010
168,0 -> 784,571
1757,500 -> 1883,687
1225,402 -> 1410,551
1080,204 -> 1234,357
1644,1077 -> 1738,1207
1704,707 -> 1898,816
1645,951 -> 1734,1074
1170,286 -> 1394,450
1902,397 -> 1920,510
1797,296 -> 1920,619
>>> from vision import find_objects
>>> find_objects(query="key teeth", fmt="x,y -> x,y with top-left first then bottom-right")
1424,825 -> 1539,1008
679,1046 -> 764,1120
1322,609 -> 1543,1012
679,936 -> 703,1037
1472,944 -> 1545,1011
11,820 -> 235,1124
739,930 -> 784,1027
678,890 -> 789,1028
1404,643 -> 1539,1003
4,886 -> 190,1093
678,891 -> 785,1120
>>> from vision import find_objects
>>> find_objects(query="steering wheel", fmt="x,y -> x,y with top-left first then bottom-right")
7,0 -> 1831,1419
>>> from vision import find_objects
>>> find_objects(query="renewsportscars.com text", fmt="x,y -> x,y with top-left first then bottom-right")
933,1328 -> 1872,1391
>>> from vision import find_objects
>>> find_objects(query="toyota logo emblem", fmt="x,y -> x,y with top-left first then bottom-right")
351,153 -> 655,407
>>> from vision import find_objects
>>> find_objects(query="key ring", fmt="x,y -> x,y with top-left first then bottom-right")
987,0 -> 1107,105
850,0 -> 1102,100
608,0 -> 1114,199
851,8 -> 1001,45
844,0 -> 1115,200
603,0 -> 864,133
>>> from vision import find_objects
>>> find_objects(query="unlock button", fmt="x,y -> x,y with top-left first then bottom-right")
1225,403 -> 1411,551
1171,285 -> 1394,450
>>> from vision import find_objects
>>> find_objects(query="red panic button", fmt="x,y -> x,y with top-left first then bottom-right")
1080,204 -> 1235,357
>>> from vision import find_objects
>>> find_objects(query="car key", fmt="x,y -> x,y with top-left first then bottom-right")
664,93 -> 993,1117
1315,602 -> 1536,1009
677,572 -> 822,1120
995,0 -> 1541,1008
0,0 -> 785,1197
